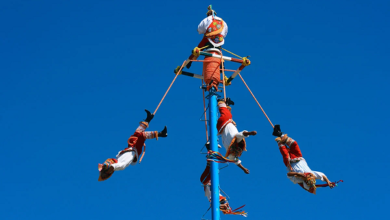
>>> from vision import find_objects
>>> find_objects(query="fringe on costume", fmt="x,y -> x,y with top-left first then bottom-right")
206,150 -> 237,163
222,206 -> 248,217
220,197 -> 247,217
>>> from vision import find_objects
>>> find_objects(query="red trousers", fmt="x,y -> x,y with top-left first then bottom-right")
217,106 -> 232,132
200,163 -> 211,185
279,141 -> 303,167
197,36 -> 209,49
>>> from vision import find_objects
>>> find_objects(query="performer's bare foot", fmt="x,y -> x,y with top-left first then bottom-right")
243,131 -> 257,136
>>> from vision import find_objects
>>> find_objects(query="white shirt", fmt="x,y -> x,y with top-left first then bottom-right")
198,15 -> 228,37
220,123 -> 248,164
287,159 -> 325,190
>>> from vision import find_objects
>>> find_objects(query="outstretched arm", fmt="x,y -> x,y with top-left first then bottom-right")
320,175 -> 335,188
287,172 -> 306,179
237,163 -> 250,174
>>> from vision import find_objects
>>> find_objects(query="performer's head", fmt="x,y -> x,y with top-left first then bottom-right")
98,159 -> 116,181
303,173 -> 317,194
207,10 -> 217,16
206,5 -> 217,17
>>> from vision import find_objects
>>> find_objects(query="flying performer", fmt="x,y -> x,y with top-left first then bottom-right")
98,110 -> 168,181
273,125 -> 335,194
217,98 -> 257,174
200,162 -> 247,217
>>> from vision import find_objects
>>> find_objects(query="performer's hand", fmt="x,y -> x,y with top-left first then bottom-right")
328,182 -> 335,189
243,168 -> 250,174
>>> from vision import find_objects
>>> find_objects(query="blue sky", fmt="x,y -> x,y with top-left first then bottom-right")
1,0 -> 389,219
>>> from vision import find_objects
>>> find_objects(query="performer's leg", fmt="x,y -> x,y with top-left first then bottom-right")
142,126 -> 168,140
204,184 -> 212,202
200,162 -> 211,184
278,144 -> 290,167
204,184 -> 223,202
135,122 -> 148,133
112,151 -> 136,171
217,102 -> 233,131
218,102 -> 232,119
143,131 -> 158,140
286,138 -> 303,158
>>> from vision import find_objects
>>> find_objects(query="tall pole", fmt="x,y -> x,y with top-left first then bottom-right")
208,87 -> 220,220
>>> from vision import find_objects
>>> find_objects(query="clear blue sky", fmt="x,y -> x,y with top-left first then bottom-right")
1,0 -> 389,219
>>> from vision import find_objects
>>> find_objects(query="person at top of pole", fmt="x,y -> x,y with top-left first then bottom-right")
272,125 -> 336,194
217,97 -> 257,174
192,5 -> 229,91
200,162 -> 247,217
97,110 -> 168,181
197,5 -> 228,49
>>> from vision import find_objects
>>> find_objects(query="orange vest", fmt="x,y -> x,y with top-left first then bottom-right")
205,19 -> 224,45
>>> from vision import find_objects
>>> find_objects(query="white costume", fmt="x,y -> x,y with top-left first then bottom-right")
112,150 -> 138,171
220,123 -> 248,164
288,159 -> 325,190
217,102 -> 249,165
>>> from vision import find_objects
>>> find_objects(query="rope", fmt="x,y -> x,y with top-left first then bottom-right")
237,72 -> 274,128
221,47 -> 243,59
207,50 -> 222,91
206,151 -> 237,163
201,206 -> 211,220
153,61 -> 185,115
202,79 -> 209,142
221,53 -> 226,101
200,45 -> 209,50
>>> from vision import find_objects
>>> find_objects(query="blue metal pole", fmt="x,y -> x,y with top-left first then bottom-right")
208,87 -> 220,220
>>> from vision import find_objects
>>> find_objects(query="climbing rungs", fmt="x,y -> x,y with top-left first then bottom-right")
199,51 -> 243,63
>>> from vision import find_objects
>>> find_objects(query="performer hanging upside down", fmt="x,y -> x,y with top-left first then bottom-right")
273,125 -> 335,194
98,110 -> 168,181
217,98 -> 257,174
200,162 -> 247,217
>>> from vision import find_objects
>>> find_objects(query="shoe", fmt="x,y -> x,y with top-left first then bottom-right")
158,126 -> 168,137
226,97 -> 234,106
145,109 -> 154,123
272,124 -> 283,137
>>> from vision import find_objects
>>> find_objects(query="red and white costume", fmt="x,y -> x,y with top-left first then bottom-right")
197,16 -> 228,91
217,102 -> 249,165
200,163 -> 223,201
200,163 -> 247,217
278,137 -> 326,191
111,122 -> 158,171
197,15 -> 228,48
